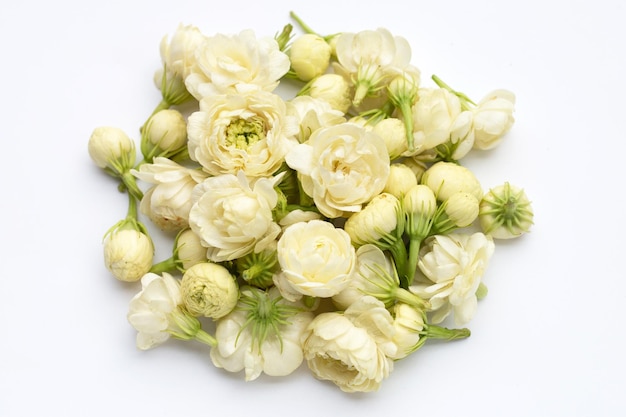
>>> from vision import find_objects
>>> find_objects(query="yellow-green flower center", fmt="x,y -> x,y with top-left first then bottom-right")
225,117 -> 266,150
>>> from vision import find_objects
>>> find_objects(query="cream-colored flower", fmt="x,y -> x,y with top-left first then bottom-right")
307,73 -> 352,114
277,220 -> 356,298
185,29 -> 290,99
412,88 -> 464,151
383,163 -> 417,198
472,89 -> 515,150
88,127 -> 136,174
420,161 -> 483,202
175,229 -> 207,270
285,123 -> 390,218
304,296 -> 396,393
132,157 -> 208,232
289,34 -> 332,82
210,286 -> 313,381
140,109 -> 188,160
180,262 -> 238,319
344,193 -> 400,247
187,91 -> 298,178
436,110 -> 475,161
412,232 -> 495,325
334,28 -> 413,107
103,228 -> 153,282
155,23 -> 206,105
127,272 -> 181,350
188,171 -> 283,262
288,95 -> 346,143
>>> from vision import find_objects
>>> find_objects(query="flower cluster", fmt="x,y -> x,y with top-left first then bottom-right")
88,12 -> 534,393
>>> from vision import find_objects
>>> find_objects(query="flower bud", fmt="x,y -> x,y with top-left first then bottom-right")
308,73 -> 352,114
88,127 -> 136,175
235,245 -> 279,289
175,229 -> 207,271
373,118 -> 409,160
384,163 -> 417,198
141,109 -> 188,160
479,182 -> 534,239
104,228 -> 154,282
472,89 -> 515,150
289,34 -> 332,82
403,184 -> 437,218
180,262 -> 239,319
403,184 -> 436,240
444,192 -> 480,227
389,303 -> 424,360
344,193 -> 400,247
421,161 -> 483,202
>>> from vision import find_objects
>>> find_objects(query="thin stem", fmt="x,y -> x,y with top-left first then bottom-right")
195,329 -> 217,347
423,324 -> 471,341
290,11 -> 318,35
406,237 -> 422,287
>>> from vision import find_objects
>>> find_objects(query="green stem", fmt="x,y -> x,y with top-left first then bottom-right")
150,256 -> 180,274
195,329 -> 218,347
431,74 -> 475,109
397,100 -> 416,151
394,287 -> 430,311
289,11 -> 318,35
126,189 -> 139,221
388,238 -> 408,286
406,237 -> 422,287
423,324 -> 471,341
121,171 -> 144,202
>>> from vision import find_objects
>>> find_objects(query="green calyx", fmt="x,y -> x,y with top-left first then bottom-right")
481,182 -> 534,235
236,287 -> 300,353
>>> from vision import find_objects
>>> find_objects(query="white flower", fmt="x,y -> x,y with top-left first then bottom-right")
132,157 -> 208,232
289,34 -> 332,82
210,286 -> 313,381
287,95 -> 345,143
188,171 -> 282,262
155,23 -> 206,104
412,232 -> 495,325
87,127 -> 136,174
412,88 -> 464,151
285,123 -> 390,218
180,262 -> 239,319
334,28 -> 413,107
127,272 -> 182,350
472,89 -> 516,150
187,91 -> 298,178
103,228 -> 153,282
303,296 -> 396,393
307,73 -> 352,114
420,161 -> 483,202
185,29 -> 290,99
276,220 -> 356,298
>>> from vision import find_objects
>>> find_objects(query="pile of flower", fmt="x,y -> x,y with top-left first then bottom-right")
88,12 -> 534,393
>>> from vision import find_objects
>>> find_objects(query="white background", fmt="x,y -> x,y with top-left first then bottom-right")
1,0 -> 624,416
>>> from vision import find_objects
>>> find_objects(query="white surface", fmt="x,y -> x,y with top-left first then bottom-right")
1,0 -> 624,416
